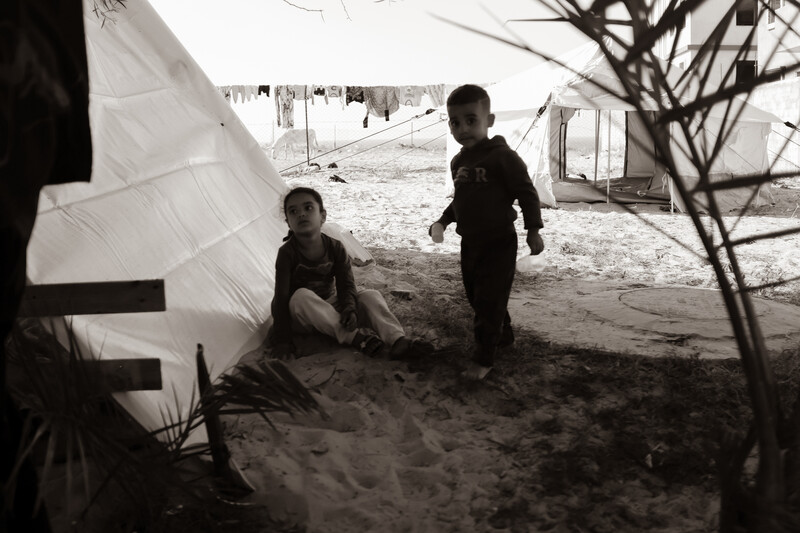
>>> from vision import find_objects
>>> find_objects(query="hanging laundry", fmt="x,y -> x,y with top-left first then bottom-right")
290,85 -> 313,100
346,86 -> 365,105
365,86 -> 399,120
425,84 -> 446,107
274,85 -> 295,128
258,84 -> 270,97
328,86 -> 346,109
217,85 -> 232,103
396,86 -> 425,107
245,85 -> 257,102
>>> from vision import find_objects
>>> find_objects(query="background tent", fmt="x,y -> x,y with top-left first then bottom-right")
447,40 -> 783,212
25,0 -> 292,439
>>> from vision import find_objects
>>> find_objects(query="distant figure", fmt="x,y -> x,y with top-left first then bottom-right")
271,128 -> 319,159
428,84 -> 545,375
268,187 -> 433,360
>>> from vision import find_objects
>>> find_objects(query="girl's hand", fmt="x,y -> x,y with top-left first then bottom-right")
527,230 -> 544,255
341,310 -> 358,331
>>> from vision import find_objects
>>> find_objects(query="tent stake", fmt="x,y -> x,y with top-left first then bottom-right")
594,110 -> 600,184
607,110 -> 612,203
304,86 -> 310,166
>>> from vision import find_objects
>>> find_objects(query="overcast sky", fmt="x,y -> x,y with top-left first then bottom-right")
147,0 -> 595,85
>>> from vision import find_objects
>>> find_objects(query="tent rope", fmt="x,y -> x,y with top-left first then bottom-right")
319,120 -> 446,168
370,131 -> 449,170
278,108 -> 439,173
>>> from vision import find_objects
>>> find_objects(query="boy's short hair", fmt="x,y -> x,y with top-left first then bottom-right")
446,84 -> 491,110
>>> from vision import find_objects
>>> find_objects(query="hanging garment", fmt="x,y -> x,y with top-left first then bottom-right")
425,84 -> 446,107
365,86 -> 399,120
346,86 -> 365,105
258,85 -> 270,97
396,86 -> 425,107
275,85 -> 295,128
328,86 -> 346,109
217,85 -> 232,102
290,85 -> 313,100
232,85 -> 248,103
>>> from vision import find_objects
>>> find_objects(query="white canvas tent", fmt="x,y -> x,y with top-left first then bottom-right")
25,0 -> 293,440
447,40 -> 783,212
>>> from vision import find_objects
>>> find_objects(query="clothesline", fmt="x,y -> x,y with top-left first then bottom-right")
216,83 -> 457,129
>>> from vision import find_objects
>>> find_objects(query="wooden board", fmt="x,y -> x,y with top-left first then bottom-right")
18,280 -> 166,317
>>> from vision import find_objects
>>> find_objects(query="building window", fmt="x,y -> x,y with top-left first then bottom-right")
766,67 -> 786,81
736,0 -> 756,25
736,60 -> 757,85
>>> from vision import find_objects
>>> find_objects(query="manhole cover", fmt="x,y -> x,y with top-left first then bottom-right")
619,287 -> 772,320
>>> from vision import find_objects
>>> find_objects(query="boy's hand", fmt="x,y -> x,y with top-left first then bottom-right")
429,222 -> 445,243
341,310 -> 358,331
527,230 -> 544,255
271,342 -> 295,360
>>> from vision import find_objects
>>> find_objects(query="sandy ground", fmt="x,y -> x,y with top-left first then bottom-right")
222,143 -> 800,532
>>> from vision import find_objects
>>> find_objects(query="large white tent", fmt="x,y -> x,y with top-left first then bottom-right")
448,40 -> 783,212
26,0 -> 291,438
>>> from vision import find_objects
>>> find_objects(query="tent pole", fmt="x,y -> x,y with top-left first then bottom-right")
594,110 -> 600,184
304,86 -> 310,166
606,110 -> 612,203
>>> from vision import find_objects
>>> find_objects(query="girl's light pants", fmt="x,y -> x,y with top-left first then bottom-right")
289,288 -> 405,346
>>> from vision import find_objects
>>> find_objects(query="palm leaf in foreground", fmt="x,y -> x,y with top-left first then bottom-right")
212,358 -> 327,426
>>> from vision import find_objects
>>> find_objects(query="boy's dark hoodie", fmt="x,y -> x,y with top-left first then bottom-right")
435,135 -> 543,239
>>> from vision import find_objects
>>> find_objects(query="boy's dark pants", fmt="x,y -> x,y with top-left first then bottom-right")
460,232 -> 517,352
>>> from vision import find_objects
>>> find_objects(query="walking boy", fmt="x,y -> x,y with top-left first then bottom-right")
429,84 -> 544,373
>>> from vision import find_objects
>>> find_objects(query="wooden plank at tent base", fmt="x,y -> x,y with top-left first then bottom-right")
18,280 -> 166,317
87,358 -> 162,392
29,357 -> 163,393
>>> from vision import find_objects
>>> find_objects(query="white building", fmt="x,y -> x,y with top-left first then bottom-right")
758,0 -> 800,79
649,0 -> 758,87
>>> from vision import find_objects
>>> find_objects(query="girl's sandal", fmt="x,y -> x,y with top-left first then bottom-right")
390,337 -> 435,360
352,329 -> 384,356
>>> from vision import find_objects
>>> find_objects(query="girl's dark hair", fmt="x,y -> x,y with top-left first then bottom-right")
282,186 -> 324,242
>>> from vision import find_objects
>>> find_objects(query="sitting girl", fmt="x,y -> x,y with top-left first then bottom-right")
269,186 -> 432,359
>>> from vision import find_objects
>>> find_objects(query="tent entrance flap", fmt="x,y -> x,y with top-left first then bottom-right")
625,111 -> 657,178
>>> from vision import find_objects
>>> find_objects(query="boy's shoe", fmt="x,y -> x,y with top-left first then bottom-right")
498,325 -> 515,348
390,337 -> 435,360
352,329 -> 384,356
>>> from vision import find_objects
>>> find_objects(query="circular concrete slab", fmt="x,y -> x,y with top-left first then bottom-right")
508,281 -> 800,359
618,287 -> 772,320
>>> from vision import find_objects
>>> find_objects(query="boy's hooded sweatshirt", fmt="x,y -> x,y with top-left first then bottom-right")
437,135 -> 543,239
